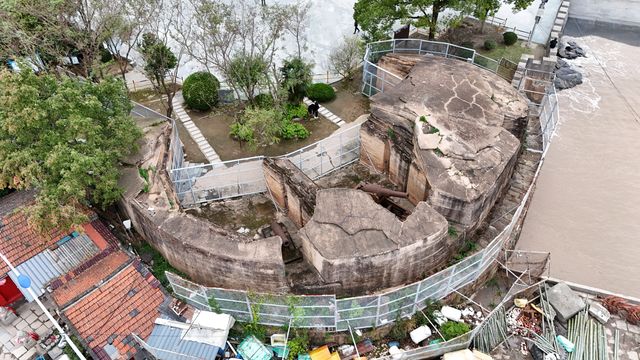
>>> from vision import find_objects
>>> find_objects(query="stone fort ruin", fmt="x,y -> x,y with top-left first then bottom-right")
120,52 -> 530,297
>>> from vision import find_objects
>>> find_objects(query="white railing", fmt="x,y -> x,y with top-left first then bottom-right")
361,39 -> 517,97
170,123 -> 362,206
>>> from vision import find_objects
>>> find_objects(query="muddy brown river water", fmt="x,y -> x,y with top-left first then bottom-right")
517,19 -> 640,298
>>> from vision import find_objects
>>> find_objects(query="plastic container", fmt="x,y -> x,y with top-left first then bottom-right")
409,325 -> 432,344
440,306 -> 462,322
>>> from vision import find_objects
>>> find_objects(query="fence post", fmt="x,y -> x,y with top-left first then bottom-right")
445,43 -> 450,57
190,178 -> 197,205
374,295 -> 382,327
381,72 -> 385,93
236,160 -> 240,195
412,281 -> 423,314
326,71 -> 329,83
338,133 -> 344,166
392,39 -> 396,53
246,294 -> 254,322
319,145 -> 324,175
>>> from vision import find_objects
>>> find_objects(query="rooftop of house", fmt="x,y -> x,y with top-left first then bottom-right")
0,190 -> 115,274
61,259 -> 165,359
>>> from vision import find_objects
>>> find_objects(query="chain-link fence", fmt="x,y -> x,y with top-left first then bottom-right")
170,123 -> 362,207
361,39 -> 518,97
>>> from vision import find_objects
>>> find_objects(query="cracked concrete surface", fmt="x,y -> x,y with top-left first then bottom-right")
370,55 -> 528,228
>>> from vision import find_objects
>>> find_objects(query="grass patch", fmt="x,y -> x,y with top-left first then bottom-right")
477,40 -> 530,63
132,242 -> 189,292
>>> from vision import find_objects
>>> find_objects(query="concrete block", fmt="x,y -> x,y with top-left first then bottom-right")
24,313 -> 37,325
588,302 -> 611,324
14,321 -> 29,332
18,347 -> 36,360
547,282 -> 586,322
10,346 -> 26,359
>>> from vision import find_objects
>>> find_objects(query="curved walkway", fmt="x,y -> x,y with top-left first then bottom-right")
172,92 -> 221,164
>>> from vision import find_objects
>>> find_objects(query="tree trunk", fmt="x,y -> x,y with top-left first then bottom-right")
429,6 -> 440,40
480,9 -> 489,34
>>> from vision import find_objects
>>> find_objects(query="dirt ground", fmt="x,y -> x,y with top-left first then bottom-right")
438,17 -> 534,63
322,72 -> 371,122
185,194 -> 276,234
517,19 -> 640,298
187,103 -> 339,161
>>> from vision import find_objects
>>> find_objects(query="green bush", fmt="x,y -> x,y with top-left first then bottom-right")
306,83 -> 336,102
484,39 -> 497,50
230,122 -> 254,142
99,47 -> 113,63
503,32 -> 518,46
460,41 -> 475,49
440,321 -> 470,340
281,122 -> 310,140
183,71 -> 221,111
286,333 -> 309,360
254,93 -> 274,109
284,103 -> 308,121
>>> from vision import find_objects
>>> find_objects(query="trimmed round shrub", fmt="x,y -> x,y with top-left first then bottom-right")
484,39 -> 497,50
503,31 -> 518,46
460,41 -> 475,49
182,71 -> 220,111
306,83 -> 336,103
254,93 -> 274,109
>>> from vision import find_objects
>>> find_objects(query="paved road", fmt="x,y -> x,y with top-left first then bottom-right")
518,19 -> 640,298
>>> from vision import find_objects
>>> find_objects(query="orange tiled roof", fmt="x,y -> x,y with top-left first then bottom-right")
63,261 -> 165,359
0,211 -> 65,273
51,250 -> 131,308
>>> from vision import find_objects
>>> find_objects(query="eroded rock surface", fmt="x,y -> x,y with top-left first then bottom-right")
300,188 -> 448,294
361,55 -> 528,230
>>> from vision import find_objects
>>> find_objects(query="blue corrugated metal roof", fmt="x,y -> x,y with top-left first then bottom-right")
6,233 -> 100,302
146,324 -> 221,360
8,250 -> 65,301
52,233 -> 99,272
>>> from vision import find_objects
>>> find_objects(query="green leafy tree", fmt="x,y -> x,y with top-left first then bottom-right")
280,58 -> 313,103
0,70 -> 142,233
228,54 -> 269,104
139,32 -> 178,117
471,0 -> 534,33
354,0 -> 465,41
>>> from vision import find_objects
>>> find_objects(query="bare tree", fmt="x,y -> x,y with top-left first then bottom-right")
173,0 -> 292,102
105,0 -> 162,84
329,36 -> 364,81
138,0 -> 185,117
286,0 -> 312,59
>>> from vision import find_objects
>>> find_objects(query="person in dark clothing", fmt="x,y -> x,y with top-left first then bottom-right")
308,101 -> 320,119
354,21 -> 360,34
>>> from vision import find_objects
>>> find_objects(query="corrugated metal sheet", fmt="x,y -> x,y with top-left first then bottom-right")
7,233 -> 100,302
146,324 -> 220,360
8,250 -> 64,302
51,233 -> 100,272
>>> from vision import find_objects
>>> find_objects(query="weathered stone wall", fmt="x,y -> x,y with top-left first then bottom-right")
300,189 -> 450,296
361,55 -> 528,232
263,158 -> 319,228
119,121 -> 288,293
122,201 -> 288,292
